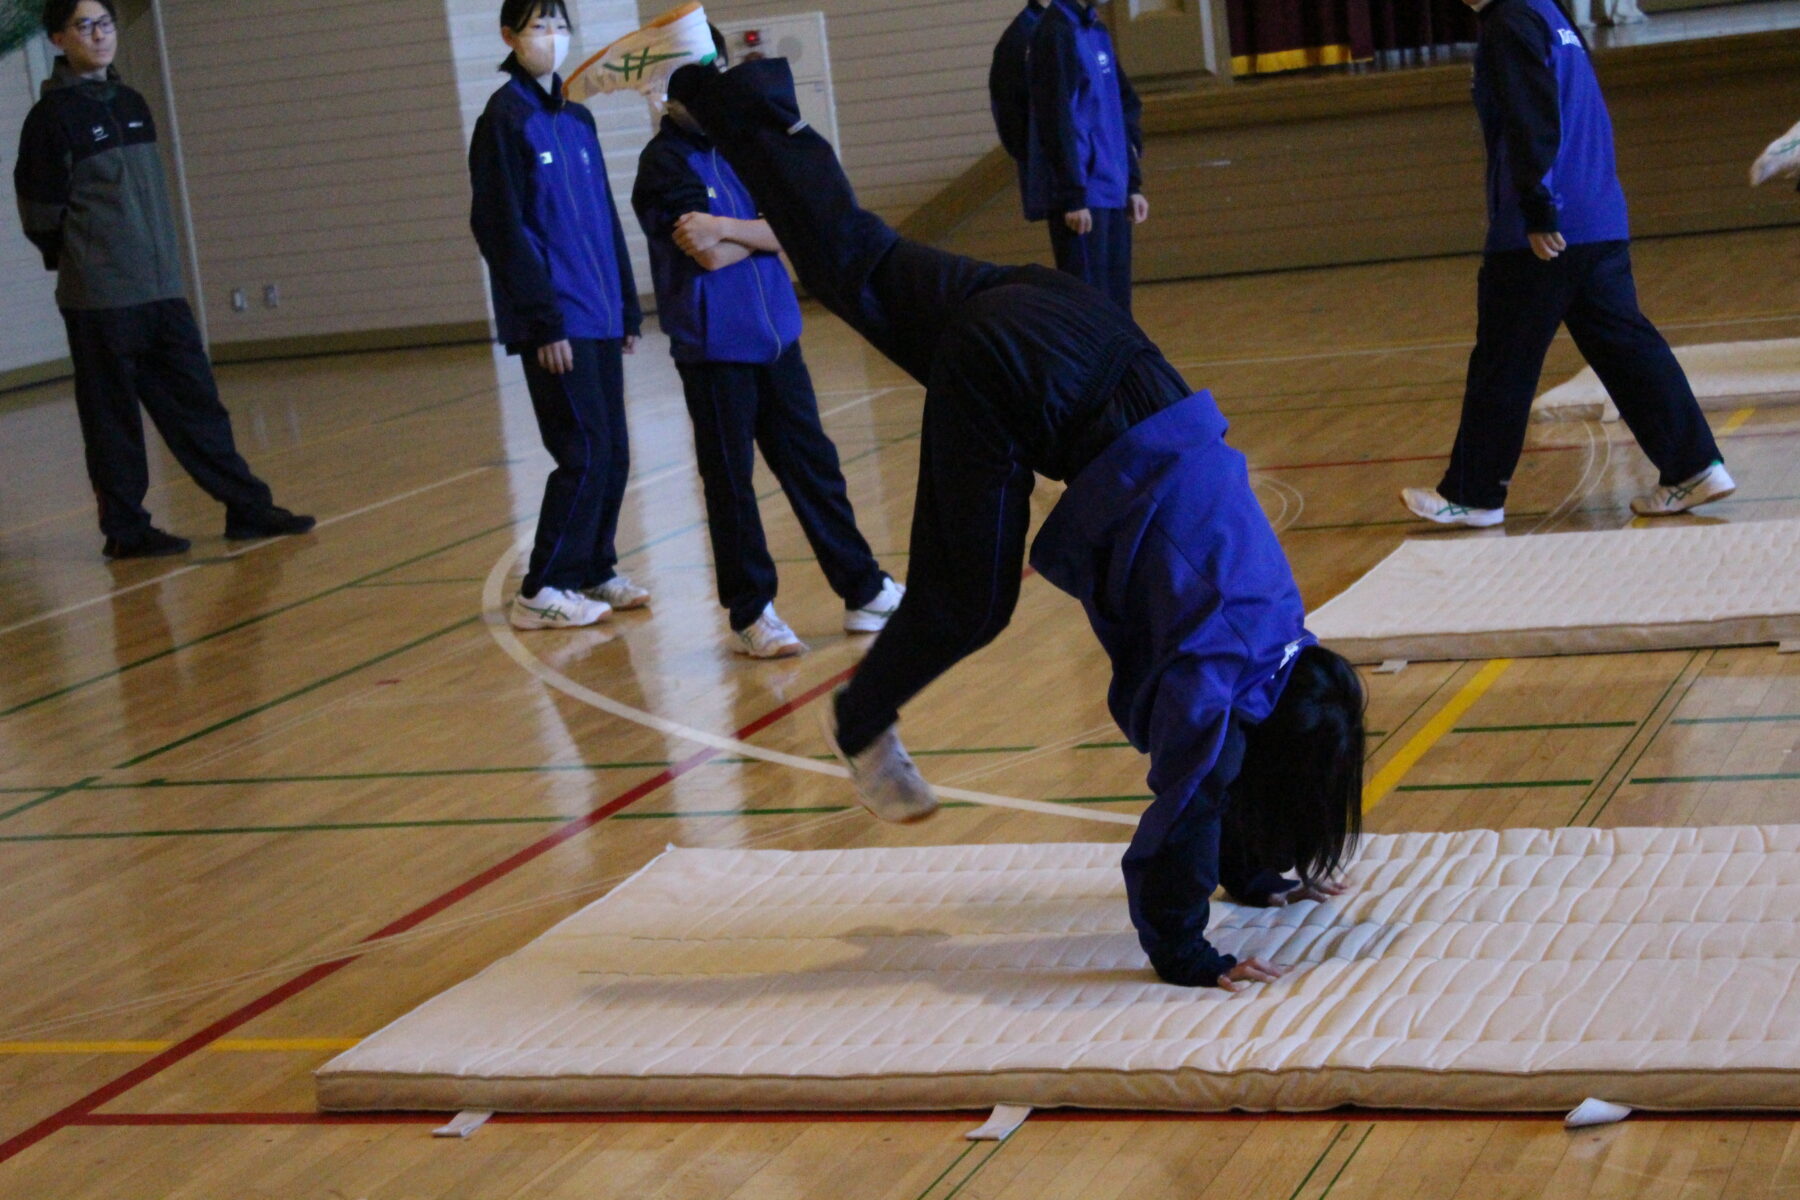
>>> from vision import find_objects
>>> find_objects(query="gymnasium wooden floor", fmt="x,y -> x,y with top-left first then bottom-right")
1,226 -> 1797,1198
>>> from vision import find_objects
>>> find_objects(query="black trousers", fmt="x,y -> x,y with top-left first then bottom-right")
1047,205 -> 1132,315
1439,241 -> 1722,511
678,343 -> 884,630
673,59 -> 1044,755
519,337 -> 629,597
62,299 -> 271,540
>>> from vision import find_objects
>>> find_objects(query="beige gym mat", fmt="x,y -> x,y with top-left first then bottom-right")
1306,519 -> 1800,664
318,827 -> 1800,1114
1532,337 -> 1800,422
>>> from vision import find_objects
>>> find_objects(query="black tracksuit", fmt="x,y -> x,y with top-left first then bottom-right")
14,60 -> 273,541
669,59 -> 1318,987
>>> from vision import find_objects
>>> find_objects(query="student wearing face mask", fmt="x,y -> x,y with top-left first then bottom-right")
470,0 -> 648,630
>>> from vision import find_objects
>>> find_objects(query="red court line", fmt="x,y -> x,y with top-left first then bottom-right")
0,666 -> 856,1167
66,1108 -> 1800,1128
1258,444 -> 1580,473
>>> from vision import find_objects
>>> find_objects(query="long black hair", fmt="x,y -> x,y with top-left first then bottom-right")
500,0 -> 571,33
1225,643 -> 1365,884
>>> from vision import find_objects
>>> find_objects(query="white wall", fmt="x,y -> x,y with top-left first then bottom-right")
158,0 -> 491,346
0,39 -> 71,381
681,0 -> 1018,223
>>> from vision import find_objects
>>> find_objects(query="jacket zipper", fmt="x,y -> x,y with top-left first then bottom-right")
713,148 -> 781,361
549,106 -> 616,335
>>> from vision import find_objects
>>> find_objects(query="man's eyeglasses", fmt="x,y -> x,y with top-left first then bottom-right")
67,16 -> 116,38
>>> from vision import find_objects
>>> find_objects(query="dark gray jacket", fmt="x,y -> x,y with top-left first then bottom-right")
13,59 -> 186,310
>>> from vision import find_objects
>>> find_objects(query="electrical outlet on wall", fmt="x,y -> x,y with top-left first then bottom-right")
230,288 -> 248,313
263,284 -> 280,309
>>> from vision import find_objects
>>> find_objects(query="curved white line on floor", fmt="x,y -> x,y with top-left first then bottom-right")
482,540 -> 1139,827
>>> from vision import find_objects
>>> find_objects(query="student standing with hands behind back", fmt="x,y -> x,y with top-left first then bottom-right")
470,0 -> 651,630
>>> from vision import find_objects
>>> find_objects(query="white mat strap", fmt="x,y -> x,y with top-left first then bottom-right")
432,1109 -> 493,1138
965,1104 -> 1033,1141
1374,659 -> 1409,675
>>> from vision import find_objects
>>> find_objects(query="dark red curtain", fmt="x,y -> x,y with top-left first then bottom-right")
1227,0 -> 1476,75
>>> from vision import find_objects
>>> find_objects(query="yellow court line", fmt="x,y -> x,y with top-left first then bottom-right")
1718,406 -> 1757,436
0,1038 -> 359,1055
1363,659 -> 1512,811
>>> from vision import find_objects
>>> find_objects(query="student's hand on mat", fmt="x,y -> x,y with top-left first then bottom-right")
674,212 -> 725,256
537,339 -> 574,375
1063,208 -> 1094,235
623,335 -> 639,355
1529,231 -> 1567,261
1217,958 -> 1287,992
1278,878 -> 1349,906
1130,193 -> 1149,224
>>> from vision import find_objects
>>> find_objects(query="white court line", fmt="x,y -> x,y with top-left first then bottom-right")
0,465 -> 495,641
482,539 -> 1137,827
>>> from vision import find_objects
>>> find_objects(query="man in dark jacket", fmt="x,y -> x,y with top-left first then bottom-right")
13,0 -> 313,559
1402,0 -> 1729,527
1025,0 -> 1147,313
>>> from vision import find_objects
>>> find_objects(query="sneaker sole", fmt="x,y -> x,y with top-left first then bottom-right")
1400,489 -> 1505,528
842,613 -> 894,634
1632,483 -> 1736,517
734,639 -> 806,659
510,607 -> 611,630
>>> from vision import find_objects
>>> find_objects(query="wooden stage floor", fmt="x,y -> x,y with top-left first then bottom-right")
1,227 -> 1797,1198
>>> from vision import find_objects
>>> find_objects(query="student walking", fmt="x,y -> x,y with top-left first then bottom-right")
656,47 -> 1364,992
1026,0 -> 1148,313
631,33 -> 902,659
470,0 -> 651,630
14,0 -> 314,559
1403,0 -> 1730,527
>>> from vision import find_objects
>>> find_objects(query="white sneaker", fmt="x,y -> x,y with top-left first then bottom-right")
1401,486 -> 1505,528
1631,461 -> 1736,517
564,1 -> 716,104
844,576 -> 905,634
734,604 -> 807,658
586,575 -> 651,610
509,586 -> 612,630
819,693 -> 939,824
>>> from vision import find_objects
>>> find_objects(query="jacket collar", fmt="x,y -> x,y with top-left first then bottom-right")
1054,0 -> 1101,28
658,113 -> 712,148
44,56 -> 119,98
501,52 -> 565,111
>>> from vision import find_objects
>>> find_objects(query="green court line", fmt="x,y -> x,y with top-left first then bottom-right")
0,777 -> 97,823
912,1143 -> 977,1200
1394,779 -> 1591,792
0,786 -> 52,795
613,805 -> 852,820
80,762 -> 671,790
1572,650 -> 1704,828
0,516 -> 522,721
115,616 -> 483,769
1285,1124 -> 1349,1200
1076,740 -> 1132,750
351,577 -> 487,588
1317,1125 -> 1375,1200
1672,714 -> 1800,725
0,815 -> 570,843
1630,772 -> 1800,784
942,1142 -> 1005,1200
1367,667 -> 1461,763
1454,721 -> 1637,733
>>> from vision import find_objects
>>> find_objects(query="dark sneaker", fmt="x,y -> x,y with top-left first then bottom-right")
103,527 -> 191,559
225,505 -> 316,540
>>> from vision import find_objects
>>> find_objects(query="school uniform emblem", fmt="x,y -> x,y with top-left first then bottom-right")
91,124 -> 108,141
539,151 -> 554,164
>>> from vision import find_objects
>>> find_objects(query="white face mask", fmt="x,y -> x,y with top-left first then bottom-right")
510,24 -> 571,83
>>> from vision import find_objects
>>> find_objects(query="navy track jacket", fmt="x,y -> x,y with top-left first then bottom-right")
632,116 -> 802,365
1474,0 -> 1629,252
988,0 -> 1044,213
469,56 -> 641,351
1024,0 -> 1142,221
